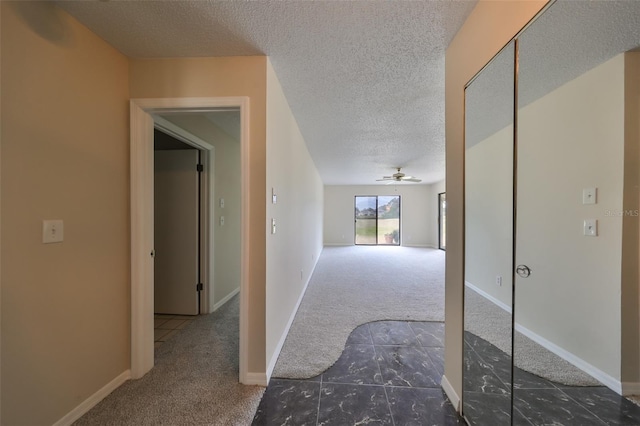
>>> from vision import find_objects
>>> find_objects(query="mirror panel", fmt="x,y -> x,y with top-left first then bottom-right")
514,1 -> 640,423
463,40 -> 515,425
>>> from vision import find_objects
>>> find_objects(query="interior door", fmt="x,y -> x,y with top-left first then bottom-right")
154,149 -> 200,315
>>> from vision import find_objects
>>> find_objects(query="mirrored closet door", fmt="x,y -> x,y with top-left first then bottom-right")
463,1 -> 640,424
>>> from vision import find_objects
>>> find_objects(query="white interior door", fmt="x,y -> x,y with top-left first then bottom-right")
154,149 -> 199,315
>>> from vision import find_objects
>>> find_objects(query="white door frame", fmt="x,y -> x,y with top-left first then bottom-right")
129,97 -> 250,382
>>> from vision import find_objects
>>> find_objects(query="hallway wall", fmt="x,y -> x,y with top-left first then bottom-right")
1,3 -> 130,424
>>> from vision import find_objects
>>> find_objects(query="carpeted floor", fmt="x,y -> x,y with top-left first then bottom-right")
272,245 -> 446,378
74,294 -> 264,426
274,245 -> 601,388
465,286 -> 600,386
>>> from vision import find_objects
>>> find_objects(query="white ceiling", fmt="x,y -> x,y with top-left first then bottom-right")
56,0 -> 477,185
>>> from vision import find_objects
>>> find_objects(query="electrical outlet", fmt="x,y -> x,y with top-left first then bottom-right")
43,220 -> 64,244
496,275 -> 502,287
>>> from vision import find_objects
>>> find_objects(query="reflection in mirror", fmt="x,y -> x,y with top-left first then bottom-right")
514,1 -> 640,424
463,40 -> 515,425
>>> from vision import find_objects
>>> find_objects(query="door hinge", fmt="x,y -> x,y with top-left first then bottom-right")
196,164 -> 204,172
196,283 -> 203,291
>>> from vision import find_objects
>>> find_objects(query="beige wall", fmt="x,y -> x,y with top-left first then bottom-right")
160,115 -> 242,310
323,185 -> 432,247
1,2 -> 130,424
444,0 -> 547,404
265,60 -> 324,373
129,55 -> 268,376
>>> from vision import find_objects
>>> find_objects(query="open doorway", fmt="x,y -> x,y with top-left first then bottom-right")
129,97 -> 251,384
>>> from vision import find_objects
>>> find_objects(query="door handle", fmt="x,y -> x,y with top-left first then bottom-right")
516,264 -> 532,278
151,250 -> 155,258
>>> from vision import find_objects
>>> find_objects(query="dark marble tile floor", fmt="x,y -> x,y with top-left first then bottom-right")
252,322 -> 640,425
252,320 -> 464,425
463,331 -> 640,426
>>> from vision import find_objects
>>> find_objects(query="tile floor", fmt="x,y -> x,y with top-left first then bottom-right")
254,321 -> 640,425
463,331 -> 640,425
153,314 -> 196,349
252,320 -> 465,425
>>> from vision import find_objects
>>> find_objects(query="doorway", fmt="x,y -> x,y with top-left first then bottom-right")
129,97 -> 252,384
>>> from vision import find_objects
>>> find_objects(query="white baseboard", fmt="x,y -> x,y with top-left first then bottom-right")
441,374 -> 461,413
465,281 -> 511,313
466,281 -> 624,395
53,370 -> 131,426
514,322 -> 623,394
622,382 -> 640,396
213,287 -> 240,312
323,243 -> 352,246
266,254 -> 320,381
244,372 -> 268,386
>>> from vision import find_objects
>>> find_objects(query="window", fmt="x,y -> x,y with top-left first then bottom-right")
354,195 -> 400,245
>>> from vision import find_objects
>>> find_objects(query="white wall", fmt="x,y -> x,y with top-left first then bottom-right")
465,124 -> 513,307
324,184 -> 436,247
161,115 -> 242,311
516,54 -> 625,380
265,59 -> 324,376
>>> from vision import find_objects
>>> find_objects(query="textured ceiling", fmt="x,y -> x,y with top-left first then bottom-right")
56,0 -> 477,185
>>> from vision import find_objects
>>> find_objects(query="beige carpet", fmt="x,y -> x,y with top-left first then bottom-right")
273,245 -> 445,378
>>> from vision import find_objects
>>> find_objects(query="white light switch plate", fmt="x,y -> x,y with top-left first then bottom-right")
220,216 -> 225,226
271,218 -> 276,234
219,198 -> 225,208
583,188 -> 597,205
43,220 -> 64,243
584,219 -> 597,237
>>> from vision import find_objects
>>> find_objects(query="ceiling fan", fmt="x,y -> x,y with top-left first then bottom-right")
376,167 -> 422,183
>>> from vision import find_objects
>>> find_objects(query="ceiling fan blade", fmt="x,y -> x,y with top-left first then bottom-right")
403,178 -> 422,182
376,178 -> 392,181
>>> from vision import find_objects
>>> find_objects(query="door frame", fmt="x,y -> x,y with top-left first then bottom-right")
130,97 -> 250,382
153,116 -> 214,315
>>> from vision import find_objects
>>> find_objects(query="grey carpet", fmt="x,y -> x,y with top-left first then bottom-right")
273,246 -> 446,378
74,294 -> 263,426
273,245 -> 601,388
465,286 -> 600,386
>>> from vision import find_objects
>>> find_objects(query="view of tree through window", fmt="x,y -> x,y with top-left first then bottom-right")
354,196 -> 400,245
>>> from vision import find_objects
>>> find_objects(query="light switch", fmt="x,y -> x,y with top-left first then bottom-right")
272,188 -> 277,204
583,188 -> 597,205
271,218 -> 276,234
220,216 -> 225,226
219,198 -> 225,208
43,220 -> 64,243
584,219 -> 597,237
